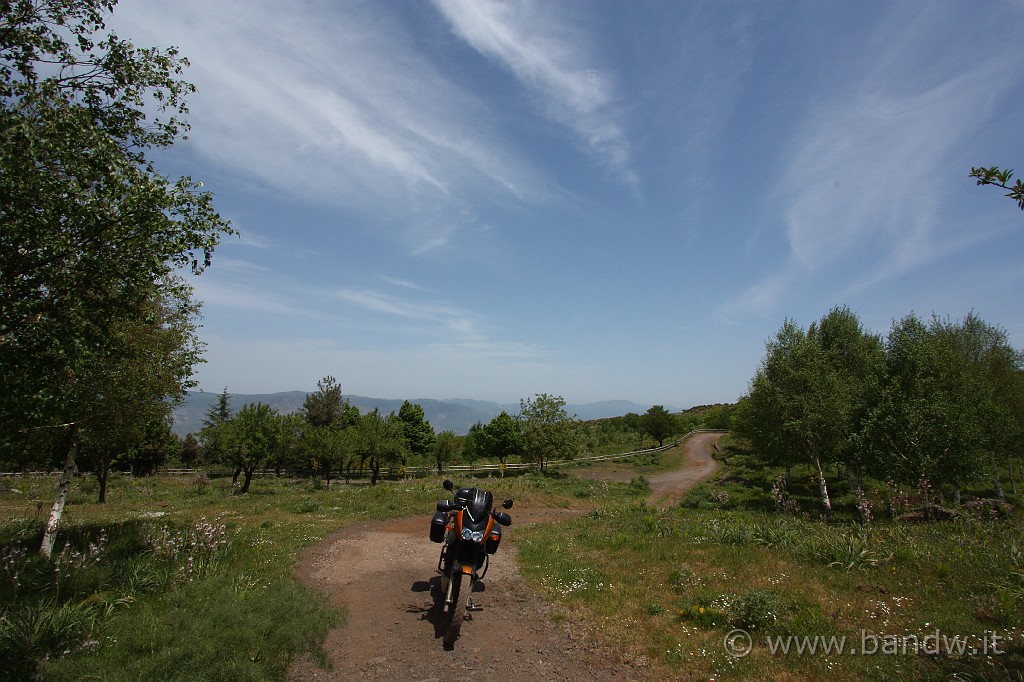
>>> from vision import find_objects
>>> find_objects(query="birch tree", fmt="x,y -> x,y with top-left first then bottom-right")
1,0 -> 230,554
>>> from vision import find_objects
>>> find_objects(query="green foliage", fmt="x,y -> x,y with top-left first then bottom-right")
396,400 -> 436,463
302,376 -> 344,428
971,165 -> 1024,211
0,0 -> 232,448
519,393 -> 584,472
354,409 -> 407,484
641,405 -> 677,446
738,308 -> 1023,509
476,411 -> 526,465
220,403 -> 282,494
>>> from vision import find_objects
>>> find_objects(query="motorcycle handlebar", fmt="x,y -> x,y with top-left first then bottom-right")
435,499 -> 512,526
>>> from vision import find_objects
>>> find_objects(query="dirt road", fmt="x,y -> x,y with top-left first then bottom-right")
645,431 -> 722,507
289,432 -> 723,680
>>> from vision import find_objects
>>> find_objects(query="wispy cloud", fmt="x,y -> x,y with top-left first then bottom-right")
193,277 -> 329,320
375,275 -> 426,291
433,0 -> 636,187
114,0 -> 546,254
333,287 -> 482,338
727,4 -> 1019,322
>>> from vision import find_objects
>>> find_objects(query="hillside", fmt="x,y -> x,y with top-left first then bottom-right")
170,391 -> 672,436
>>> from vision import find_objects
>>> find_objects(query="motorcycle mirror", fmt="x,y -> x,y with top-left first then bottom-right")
502,499 -> 514,509
493,511 -> 512,527
443,479 -> 454,492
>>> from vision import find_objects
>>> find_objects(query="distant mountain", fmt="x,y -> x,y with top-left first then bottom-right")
170,391 -> 670,437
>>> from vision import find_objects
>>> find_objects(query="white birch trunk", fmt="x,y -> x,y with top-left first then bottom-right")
814,457 -> 832,512
990,451 -> 1005,502
40,426 -> 79,558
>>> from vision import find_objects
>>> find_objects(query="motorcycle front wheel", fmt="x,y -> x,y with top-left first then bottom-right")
443,570 -> 471,646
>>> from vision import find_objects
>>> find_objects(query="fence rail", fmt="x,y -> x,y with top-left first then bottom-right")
1,429 -> 728,480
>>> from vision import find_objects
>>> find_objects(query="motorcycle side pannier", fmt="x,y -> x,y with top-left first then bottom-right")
430,511 -> 447,543
485,524 -> 502,554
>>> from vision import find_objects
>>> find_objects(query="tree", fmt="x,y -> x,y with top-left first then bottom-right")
971,165 -> 1024,211
1,1 -> 231,554
433,430 -> 459,474
397,401 -> 436,467
483,411 -> 526,467
199,388 -> 232,468
304,422 -> 351,489
300,376 -> 361,483
740,319 -> 841,511
205,389 -> 233,427
859,314 -> 988,503
354,410 -> 407,485
1,1 -> 232,434
220,403 -> 280,495
519,393 -> 584,473
642,405 -> 676,447
931,312 -> 1023,500
461,422 -> 486,467
272,413 -> 305,476
808,306 -> 885,485
302,376 -> 347,429
74,280 -> 203,502
180,433 -> 201,468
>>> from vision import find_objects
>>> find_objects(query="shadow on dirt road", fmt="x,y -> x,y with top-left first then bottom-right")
289,432 -> 724,680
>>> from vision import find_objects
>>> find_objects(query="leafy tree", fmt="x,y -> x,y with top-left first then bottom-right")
299,376 -> 356,484
931,313 -> 1023,500
73,280 -> 202,502
302,376 -> 348,429
971,165 -> 1024,211
740,319 -> 840,511
1,1 -> 231,552
180,432 -> 201,468
808,306 -> 885,485
642,405 -> 676,446
304,422 -> 351,489
272,413 -> 306,476
859,314 -> 991,505
620,412 -> 646,448
122,419 -> 172,477
355,409 -> 406,485
461,422 -> 486,467
220,403 -> 280,495
433,430 -> 459,474
397,401 -> 436,466
519,393 -> 584,473
1,1 -> 232,435
483,411 -> 526,466
199,388 -> 232,467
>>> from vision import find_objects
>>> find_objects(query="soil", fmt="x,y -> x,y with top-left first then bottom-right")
288,432 -> 723,681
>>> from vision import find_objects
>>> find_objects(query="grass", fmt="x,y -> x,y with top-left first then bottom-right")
0,469 -> 642,680
516,437 -> 1024,680
5,443 -> 1022,681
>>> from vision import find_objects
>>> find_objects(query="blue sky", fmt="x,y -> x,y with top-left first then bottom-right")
113,0 -> 1024,408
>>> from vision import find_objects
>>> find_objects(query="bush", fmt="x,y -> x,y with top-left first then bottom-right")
728,588 -> 786,631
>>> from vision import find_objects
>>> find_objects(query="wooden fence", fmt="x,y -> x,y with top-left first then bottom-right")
2,429 -> 727,480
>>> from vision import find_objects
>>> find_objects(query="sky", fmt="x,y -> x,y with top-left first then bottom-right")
111,0 -> 1024,409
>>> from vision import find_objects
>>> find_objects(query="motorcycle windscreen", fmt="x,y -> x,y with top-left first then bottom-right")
457,487 -> 494,522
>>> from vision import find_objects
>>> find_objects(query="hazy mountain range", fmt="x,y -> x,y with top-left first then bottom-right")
170,391 -> 674,437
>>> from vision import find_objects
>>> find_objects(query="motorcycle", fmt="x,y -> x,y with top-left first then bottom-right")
429,479 -> 513,645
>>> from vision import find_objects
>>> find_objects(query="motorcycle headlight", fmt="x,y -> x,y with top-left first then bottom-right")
461,528 -> 484,543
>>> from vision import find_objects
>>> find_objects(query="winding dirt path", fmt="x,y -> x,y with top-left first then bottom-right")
288,432 -> 723,680
645,431 -> 723,507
